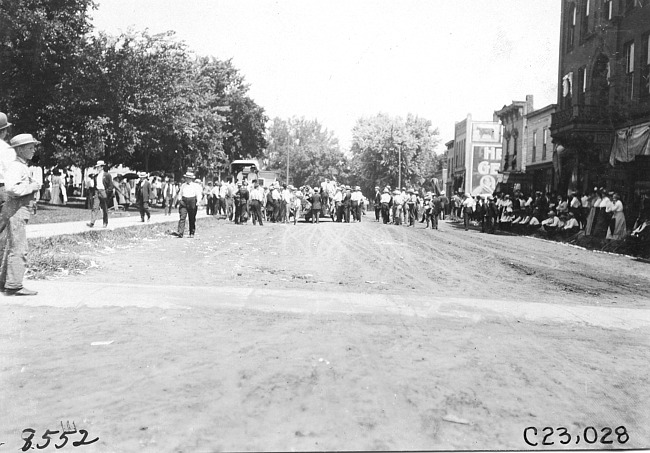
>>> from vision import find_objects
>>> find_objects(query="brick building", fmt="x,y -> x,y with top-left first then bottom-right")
494,95 -> 535,194
551,0 -> 650,218
525,104 -> 557,194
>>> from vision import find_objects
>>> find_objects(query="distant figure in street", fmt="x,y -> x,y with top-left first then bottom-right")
0,134 -> 41,295
461,193 -> 474,231
249,179 -> 264,226
163,178 -> 177,216
173,171 -> 201,238
135,172 -> 152,222
310,187 -> 322,223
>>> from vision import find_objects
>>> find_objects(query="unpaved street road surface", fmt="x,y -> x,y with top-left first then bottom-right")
2,217 -> 649,451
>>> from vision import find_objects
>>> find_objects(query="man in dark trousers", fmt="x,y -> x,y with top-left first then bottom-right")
485,195 -> 498,233
87,160 -> 116,228
373,186 -> 382,221
342,185 -> 352,223
173,171 -> 201,238
249,179 -> 264,226
431,193 -> 443,229
135,172 -> 152,222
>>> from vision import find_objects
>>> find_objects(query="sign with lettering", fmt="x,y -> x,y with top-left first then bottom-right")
472,146 -> 502,195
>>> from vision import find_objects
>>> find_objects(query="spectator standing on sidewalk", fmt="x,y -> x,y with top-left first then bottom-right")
135,172 -> 152,222
0,112 -> 14,230
173,171 -> 201,238
0,134 -> 41,295
163,178 -> 177,216
87,160 -> 116,228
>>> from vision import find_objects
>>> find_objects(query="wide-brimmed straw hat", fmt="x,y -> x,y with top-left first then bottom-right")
9,133 -> 40,148
183,171 -> 195,179
137,171 -> 148,178
95,160 -> 106,168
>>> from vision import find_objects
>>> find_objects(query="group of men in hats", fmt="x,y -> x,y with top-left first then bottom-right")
0,112 -> 42,295
374,185 -> 445,229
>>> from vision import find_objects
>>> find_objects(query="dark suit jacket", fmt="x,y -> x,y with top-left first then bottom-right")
136,180 -> 152,203
310,192 -> 322,210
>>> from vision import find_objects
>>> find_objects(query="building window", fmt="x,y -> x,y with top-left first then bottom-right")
562,72 -> 574,108
642,33 -> 650,98
567,3 -> 576,51
577,66 -> 587,104
625,40 -> 635,100
532,131 -> 537,163
542,128 -> 548,161
604,0 -> 613,19
581,0 -> 590,38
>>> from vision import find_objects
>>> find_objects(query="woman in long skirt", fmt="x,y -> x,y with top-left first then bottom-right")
584,190 -> 600,236
606,194 -> 627,240
592,190 -> 611,238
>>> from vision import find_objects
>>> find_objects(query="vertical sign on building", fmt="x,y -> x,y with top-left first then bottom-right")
472,146 -> 502,195
470,122 -> 502,195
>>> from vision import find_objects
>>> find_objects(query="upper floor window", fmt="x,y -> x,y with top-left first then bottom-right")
581,0 -> 590,38
604,0 -> 613,19
642,33 -> 650,98
625,40 -> 635,100
542,128 -> 549,161
577,67 -> 587,104
532,131 -> 537,163
562,72 -> 574,108
567,3 -> 577,51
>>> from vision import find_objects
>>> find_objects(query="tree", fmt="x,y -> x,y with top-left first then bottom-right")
349,113 -> 441,195
264,117 -> 350,188
0,0 -> 96,141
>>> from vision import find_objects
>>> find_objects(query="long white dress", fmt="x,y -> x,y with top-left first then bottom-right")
606,200 -> 627,240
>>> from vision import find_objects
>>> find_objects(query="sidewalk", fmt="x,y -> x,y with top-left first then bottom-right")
26,210 -> 211,239
7,280 -> 650,330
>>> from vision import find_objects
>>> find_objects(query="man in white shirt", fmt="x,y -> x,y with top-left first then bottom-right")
172,171 -> 202,238
249,179 -> 265,226
1,134 -> 41,295
281,184 -> 292,223
542,210 -> 561,233
461,193 -> 475,231
0,112 -> 15,216
350,186 -> 362,222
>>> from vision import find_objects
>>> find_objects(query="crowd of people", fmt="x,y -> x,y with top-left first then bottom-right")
199,177 -> 369,226
445,188 -> 641,241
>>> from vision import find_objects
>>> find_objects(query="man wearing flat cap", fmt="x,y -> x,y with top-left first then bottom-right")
0,134 -> 42,295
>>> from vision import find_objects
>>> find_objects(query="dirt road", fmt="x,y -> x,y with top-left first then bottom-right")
1,217 -> 649,451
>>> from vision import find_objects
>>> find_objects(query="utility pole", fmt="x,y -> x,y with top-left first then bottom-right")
398,143 -> 402,189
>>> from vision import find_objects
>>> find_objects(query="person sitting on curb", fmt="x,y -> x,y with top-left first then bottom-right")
541,210 -> 561,234
562,212 -> 580,236
1,134 -> 42,296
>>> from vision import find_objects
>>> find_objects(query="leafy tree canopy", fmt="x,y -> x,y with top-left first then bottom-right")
264,116 -> 350,188
350,113 -> 441,195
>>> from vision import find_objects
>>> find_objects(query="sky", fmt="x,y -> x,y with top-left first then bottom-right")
90,0 -> 562,153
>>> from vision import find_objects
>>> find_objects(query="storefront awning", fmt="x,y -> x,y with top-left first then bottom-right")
609,121 -> 650,166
